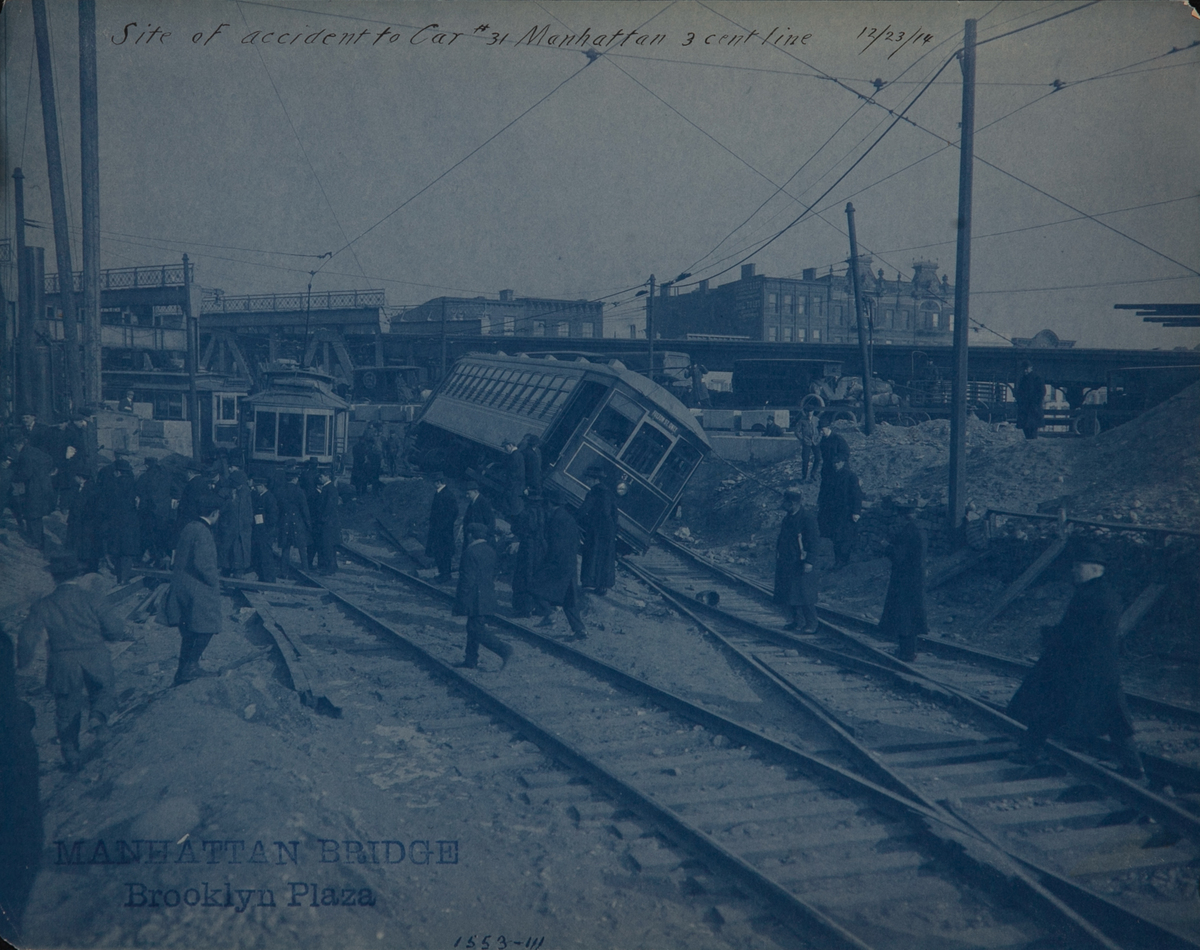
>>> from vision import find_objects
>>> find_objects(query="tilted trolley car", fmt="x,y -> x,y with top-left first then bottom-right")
410,353 -> 711,552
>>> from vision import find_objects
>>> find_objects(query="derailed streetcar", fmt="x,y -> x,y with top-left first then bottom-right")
409,353 -> 710,552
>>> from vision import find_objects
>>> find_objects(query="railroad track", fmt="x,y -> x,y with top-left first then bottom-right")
287,533 -> 1200,949
620,534 -> 1200,947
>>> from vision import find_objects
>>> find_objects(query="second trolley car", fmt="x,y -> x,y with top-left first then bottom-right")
410,353 -> 711,552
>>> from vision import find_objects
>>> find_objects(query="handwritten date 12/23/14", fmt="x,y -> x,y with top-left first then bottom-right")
858,26 -> 933,58
453,937 -> 544,950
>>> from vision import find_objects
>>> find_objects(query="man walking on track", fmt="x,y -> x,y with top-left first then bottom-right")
453,523 -> 513,670
164,492 -> 223,686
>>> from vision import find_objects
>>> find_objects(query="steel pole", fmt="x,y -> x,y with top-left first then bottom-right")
845,203 -> 874,435
948,19 -> 976,536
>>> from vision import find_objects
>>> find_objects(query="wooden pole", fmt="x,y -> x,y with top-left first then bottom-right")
183,254 -> 202,460
845,202 -> 874,435
13,168 -> 34,416
647,274 -> 656,381
948,18 -> 976,536
79,0 -> 102,406
31,0 -> 83,412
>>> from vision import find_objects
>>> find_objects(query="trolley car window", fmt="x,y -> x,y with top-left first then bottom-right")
254,411 -> 277,453
305,414 -> 328,456
652,439 -> 702,498
591,392 -> 641,451
277,413 -> 304,458
622,422 -> 672,476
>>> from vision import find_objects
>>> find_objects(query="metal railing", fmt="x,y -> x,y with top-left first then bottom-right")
202,289 -> 386,313
45,262 -> 193,295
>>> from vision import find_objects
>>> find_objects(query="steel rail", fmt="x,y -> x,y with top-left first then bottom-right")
634,539 -> 1200,842
651,535 -> 1200,731
623,559 -> 1200,950
335,540 -> 1137,950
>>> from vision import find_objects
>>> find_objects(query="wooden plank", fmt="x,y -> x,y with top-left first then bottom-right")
980,534 -> 1069,628
926,547 -> 989,590
243,592 -> 341,717
1118,583 -> 1167,639
375,517 -> 433,569
139,568 -> 322,596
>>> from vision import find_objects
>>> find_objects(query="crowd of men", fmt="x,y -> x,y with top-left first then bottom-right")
426,433 -> 620,668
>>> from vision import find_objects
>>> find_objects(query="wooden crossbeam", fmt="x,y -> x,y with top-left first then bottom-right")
980,534 -> 1068,629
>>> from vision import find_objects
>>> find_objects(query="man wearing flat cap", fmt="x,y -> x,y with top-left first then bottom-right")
774,489 -> 820,632
1007,540 -> 1144,779
17,559 -> 127,770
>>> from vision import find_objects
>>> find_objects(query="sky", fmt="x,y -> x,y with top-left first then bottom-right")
2,0 -> 1198,348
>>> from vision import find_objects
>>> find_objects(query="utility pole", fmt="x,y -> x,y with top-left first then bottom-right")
13,168 -> 33,415
845,202 -> 874,435
183,254 -> 202,460
32,0 -> 83,412
948,18 -> 977,537
79,0 -> 102,406
646,273 -> 656,381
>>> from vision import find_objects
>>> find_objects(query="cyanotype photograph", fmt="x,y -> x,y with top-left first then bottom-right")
1,2 -> 1198,948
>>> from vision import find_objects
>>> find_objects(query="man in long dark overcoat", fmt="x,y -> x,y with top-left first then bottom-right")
11,435 -> 55,550
314,472 -> 342,574
509,493 -> 546,616
136,457 -> 174,567
65,470 -> 102,573
164,493 -> 223,686
520,434 -> 543,496
1015,361 -> 1045,440
530,492 -> 586,639
499,440 -> 525,517
1007,542 -> 1143,778
453,523 -> 513,669
217,469 -> 254,577
425,474 -> 459,582
578,470 -> 618,595
276,471 -> 312,572
815,426 -> 850,539
251,478 -> 280,583
0,628 -> 42,943
773,490 -> 820,632
18,558 -> 127,769
878,501 -> 928,661
101,458 -> 141,584
462,482 -> 496,554
821,458 -> 863,568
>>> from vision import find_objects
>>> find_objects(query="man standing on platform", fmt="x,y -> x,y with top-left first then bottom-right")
878,499 -> 928,661
795,410 -> 821,482
164,493 -> 223,686
426,474 -> 458,583
499,439 -> 525,517
453,523 -> 513,669
1015,361 -> 1046,440
773,489 -> 820,632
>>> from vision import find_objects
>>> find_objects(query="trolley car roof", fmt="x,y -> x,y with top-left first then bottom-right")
462,352 -> 710,447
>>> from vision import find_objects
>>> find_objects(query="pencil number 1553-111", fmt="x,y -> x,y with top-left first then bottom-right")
453,937 -> 544,950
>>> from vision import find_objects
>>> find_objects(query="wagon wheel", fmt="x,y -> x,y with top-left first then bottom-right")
909,411 -> 930,425
895,411 -> 916,428
799,393 -> 826,414
830,409 -> 858,425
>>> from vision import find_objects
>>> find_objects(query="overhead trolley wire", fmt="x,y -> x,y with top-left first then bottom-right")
234,0 -> 365,280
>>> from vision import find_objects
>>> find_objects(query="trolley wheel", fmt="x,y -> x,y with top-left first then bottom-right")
1071,412 -> 1102,437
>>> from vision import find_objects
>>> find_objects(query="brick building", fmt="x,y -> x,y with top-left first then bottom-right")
652,260 -> 955,346
396,289 -> 604,339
